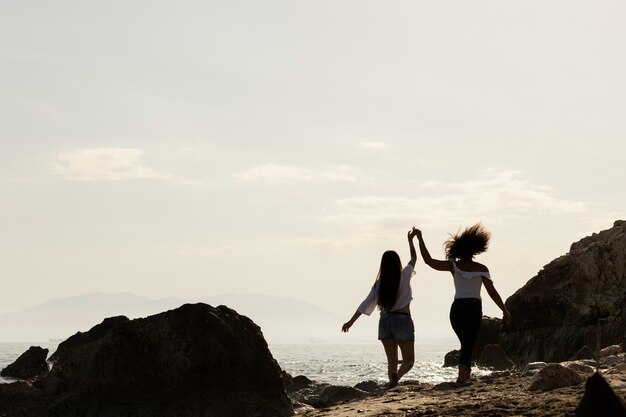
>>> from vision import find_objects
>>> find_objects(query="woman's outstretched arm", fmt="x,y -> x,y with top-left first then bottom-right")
414,229 -> 452,272
483,279 -> 512,324
342,311 -> 362,332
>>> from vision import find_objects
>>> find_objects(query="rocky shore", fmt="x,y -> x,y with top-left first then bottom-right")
283,346 -> 626,416
292,368 -> 626,417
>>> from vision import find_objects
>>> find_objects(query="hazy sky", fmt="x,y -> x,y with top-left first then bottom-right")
1,1 -> 625,338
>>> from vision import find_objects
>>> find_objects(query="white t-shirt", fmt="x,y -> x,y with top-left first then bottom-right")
450,258 -> 493,299
357,264 -> 416,316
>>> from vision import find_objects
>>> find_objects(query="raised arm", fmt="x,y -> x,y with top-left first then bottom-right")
414,229 -> 452,272
483,279 -> 512,324
407,228 -> 417,268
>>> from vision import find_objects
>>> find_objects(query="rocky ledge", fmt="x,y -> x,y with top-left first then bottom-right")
501,220 -> 626,365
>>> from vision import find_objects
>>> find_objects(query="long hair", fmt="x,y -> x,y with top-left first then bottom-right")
444,223 -> 491,260
376,250 -> 402,311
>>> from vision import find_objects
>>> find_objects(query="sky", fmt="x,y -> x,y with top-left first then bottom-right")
1,1 -> 625,339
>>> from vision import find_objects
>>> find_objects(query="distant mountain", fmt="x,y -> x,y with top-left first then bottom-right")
0,292 -> 362,344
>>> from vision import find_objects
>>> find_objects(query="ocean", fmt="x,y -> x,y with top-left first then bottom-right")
0,341 -> 490,386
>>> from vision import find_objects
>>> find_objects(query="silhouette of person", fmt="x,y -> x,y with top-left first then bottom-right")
342,228 -> 419,388
414,224 -> 511,383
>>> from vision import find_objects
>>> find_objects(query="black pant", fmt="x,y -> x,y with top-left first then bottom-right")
449,298 -> 482,370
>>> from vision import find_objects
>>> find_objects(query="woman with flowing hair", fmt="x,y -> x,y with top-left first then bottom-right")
342,228 -> 418,388
414,224 -> 511,383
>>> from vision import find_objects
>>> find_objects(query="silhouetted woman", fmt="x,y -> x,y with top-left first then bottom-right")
414,224 -> 511,383
342,228 -> 418,388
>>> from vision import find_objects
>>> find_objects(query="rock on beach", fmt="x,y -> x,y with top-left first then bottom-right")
501,220 -> 626,365
0,346 -> 49,380
0,303 -> 293,417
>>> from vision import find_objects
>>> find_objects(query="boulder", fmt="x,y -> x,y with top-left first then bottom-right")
443,350 -> 460,367
0,346 -> 49,380
284,374 -> 315,394
353,380 -> 383,392
575,372 -> 626,417
528,363 -> 585,391
0,303 -> 294,417
477,344 -> 515,370
501,221 -> 626,365
600,355 -> 622,367
600,345 -> 623,358
290,384 -> 368,408
563,361 -> 596,376
474,316 -> 502,360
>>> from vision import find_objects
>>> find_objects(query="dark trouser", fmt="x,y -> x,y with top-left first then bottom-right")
449,298 -> 482,371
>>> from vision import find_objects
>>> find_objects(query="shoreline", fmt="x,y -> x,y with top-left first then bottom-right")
296,369 -> 626,417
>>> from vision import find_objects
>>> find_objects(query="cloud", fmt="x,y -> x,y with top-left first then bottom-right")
322,170 -> 589,229
53,148 -> 199,184
361,142 -> 387,149
234,164 -> 356,184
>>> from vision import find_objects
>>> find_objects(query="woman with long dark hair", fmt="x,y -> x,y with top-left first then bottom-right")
414,224 -> 511,383
342,228 -> 418,388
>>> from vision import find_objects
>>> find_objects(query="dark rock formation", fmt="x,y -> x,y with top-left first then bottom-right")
500,220 -> 626,365
285,375 -> 379,410
576,372 -> 626,417
477,344 -> 515,370
0,346 -> 49,380
354,380 -> 384,392
443,350 -> 460,367
49,315 -> 129,362
474,316 -> 502,358
284,374 -> 315,394
290,383 -> 368,408
0,303 -> 293,417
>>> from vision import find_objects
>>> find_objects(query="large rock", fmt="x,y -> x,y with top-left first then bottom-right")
501,221 -> 626,365
528,363 -> 585,391
477,344 -> 515,370
474,316 -> 502,358
443,349 -> 460,367
0,303 -> 294,417
576,372 -> 626,417
600,345 -> 623,358
0,346 -> 49,380
290,383 -> 368,408
49,315 -> 129,362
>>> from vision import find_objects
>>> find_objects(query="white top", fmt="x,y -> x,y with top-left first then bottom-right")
450,258 -> 493,300
357,264 -> 416,316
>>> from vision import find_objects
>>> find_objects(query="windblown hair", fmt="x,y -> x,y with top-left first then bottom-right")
444,223 -> 491,260
376,250 -> 402,311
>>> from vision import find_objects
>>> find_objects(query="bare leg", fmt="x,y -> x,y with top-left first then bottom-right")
397,341 -> 415,381
381,340 -> 398,387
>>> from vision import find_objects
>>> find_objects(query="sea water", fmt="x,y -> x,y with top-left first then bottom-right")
0,341 -> 490,386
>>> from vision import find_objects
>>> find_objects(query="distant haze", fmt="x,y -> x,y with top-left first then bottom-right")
0,292 -> 380,344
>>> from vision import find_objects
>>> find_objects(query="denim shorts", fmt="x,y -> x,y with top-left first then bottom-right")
378,312 -> 415,342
